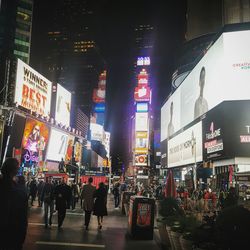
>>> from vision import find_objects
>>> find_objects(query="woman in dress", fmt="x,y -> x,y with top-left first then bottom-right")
93,182 -> 108,229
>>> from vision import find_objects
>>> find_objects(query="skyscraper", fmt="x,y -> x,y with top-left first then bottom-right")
0,0 -> 33,105
32,0 -> 106,117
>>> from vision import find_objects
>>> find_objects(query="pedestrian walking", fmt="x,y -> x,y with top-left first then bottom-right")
71,180 -> 79,210
93,182 -> 108,230
0,158 -> 28,250
113,182 -> 120,209
37,179 -> 44,207
29,178 -> 37,206
41,176 -> 55,228
81,177 -> 96,230
54,177 -> 71,228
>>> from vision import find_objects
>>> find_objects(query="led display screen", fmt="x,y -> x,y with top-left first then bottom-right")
15,59 -> 52,116
161,30 -> 250,142
55,84 -> 71,127
136,102 -> 148,113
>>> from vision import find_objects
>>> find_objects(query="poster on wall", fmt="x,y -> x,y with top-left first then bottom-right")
135,154 -> 148,166
55,84 -> 71,127
21,118 -> 50,165
15,59 -> 52,116
46,128 -> 69,161
161,30 -> 250,142
136,203 -> 151,227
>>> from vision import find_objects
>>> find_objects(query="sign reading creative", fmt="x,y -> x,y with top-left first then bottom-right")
15,59 -> 52,116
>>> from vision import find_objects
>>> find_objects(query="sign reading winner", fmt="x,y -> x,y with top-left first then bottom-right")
15,59 -> 52,116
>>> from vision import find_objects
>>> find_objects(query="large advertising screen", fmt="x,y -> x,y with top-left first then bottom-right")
203,100 -> 250,161
74,137 -> 82,163
135,113 -> 148,131
55,84 -> 71,127
46,128 -> 69,161
65,135 -> 75,163
135,131 -> 148,154
161,30 -> 250,142
90,123 -> 104,142
21,118 -> 50,164
15,59 -> 52,116
168,121 -> 203,168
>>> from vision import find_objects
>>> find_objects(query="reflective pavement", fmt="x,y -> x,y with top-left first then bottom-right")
23,196 -> 161,250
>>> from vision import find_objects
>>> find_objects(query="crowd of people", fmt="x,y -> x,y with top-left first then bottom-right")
0,158 -> 109,250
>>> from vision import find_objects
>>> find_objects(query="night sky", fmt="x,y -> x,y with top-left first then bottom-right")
31,0 -> 187,164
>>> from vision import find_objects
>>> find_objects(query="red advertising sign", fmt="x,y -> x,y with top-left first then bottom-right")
93,88 -> 106,103
134,86 -> 150,102
136,203 -> 151,227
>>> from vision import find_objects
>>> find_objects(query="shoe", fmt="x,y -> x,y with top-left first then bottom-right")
85,225 -> 89,231
99,225 -> 102,230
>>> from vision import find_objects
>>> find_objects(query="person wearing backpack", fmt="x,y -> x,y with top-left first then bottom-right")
41,176 -> 55,228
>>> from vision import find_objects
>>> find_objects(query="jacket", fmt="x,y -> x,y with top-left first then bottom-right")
81,183 -> 96,211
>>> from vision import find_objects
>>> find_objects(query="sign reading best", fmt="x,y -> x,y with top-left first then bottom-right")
15,59 -> 52,116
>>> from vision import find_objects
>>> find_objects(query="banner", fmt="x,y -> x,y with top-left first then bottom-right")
15,59 -> 52,116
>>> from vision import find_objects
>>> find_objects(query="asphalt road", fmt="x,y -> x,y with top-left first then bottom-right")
23,196 -> 161,250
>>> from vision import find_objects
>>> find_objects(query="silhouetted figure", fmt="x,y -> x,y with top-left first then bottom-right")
81,177 -> 96,230
93,182 -> 108,230
0,158 -> 28,249
54,177 -> 71,228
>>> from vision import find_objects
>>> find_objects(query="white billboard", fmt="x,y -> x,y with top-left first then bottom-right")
46,128 -> 69,161
55,84 -> 71,127
135,112 -> 148,131
90,123 -> 104,142
15,59 -> 52,116
168,122 -> 203,168
161,30 -> 250,142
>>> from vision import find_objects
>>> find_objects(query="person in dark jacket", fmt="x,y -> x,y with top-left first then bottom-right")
0,158 -> 28,249
54,177 -> 71,228
41,176 -> 55,228
93,182 -> 108,230
37,179 -> 44,207
29,178 -> 37,206
113,182 -> 120,209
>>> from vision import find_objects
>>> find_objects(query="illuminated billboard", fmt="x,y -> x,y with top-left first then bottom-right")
65,135 -> 75,163
135,154 -> 148,166
136,102 -> 148,113
161,30 -> 250,142
15,59 -> 52,116
134,85 -> 151,102
94,103 -> 105,113
137,57 -> 150,66
74,137 -> 82,163
168,122 -> 202,168
21,118 -> 50,164
135,113 -> 148,131
90,123 -> 104,142
135,131 -> 148,154
46,128 -> 69,161
93,88 -> 106,103
55,84 -> 71,127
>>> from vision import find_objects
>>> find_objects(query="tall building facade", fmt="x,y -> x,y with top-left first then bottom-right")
0,0 -> 33,105
33,0 -> 106,117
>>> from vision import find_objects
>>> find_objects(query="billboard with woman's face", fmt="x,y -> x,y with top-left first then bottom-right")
21,118 -> 50,165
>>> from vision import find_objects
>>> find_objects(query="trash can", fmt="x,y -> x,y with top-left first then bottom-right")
128,196 -> 155,240
122,191 -> 135,215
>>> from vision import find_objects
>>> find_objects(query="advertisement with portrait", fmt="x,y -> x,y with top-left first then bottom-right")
46,128 -> 69,162
103,131 -> 110,158
135,113 -> 148,131
65,135 -> 75,163
203,100 -> 250,161
74,137 -> 82,163
21,118 -> 50,166
55,84 -> 71,127
136,203 -> 151,227
161,30 -> 250,142
161,138 -> 168,168
92,88 -> 106,103
168,121 -> 203,168
15,59 -> 52,116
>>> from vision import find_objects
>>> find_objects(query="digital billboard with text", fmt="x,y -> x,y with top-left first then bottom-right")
168,122 -> 202,168
55,84 -> 71,127
161,30 -> 250,142
15,59 -> 52,116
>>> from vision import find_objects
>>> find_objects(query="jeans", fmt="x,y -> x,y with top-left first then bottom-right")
58,208 -> 66,227
114,195 -> 120,208
44,201 -> 54,225
71,196 -> 76,210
